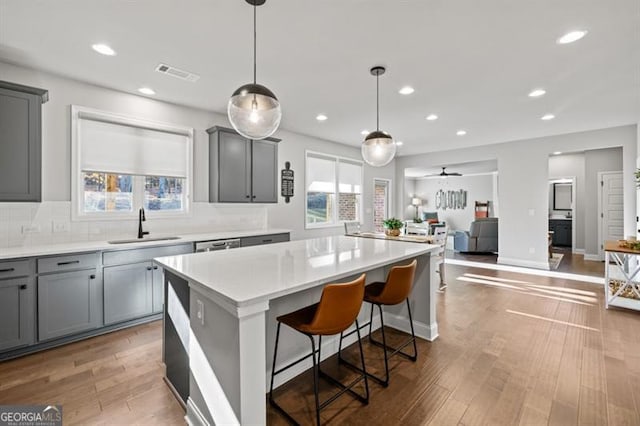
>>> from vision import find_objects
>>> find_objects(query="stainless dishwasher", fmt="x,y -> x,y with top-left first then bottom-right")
195,239 -> 241,252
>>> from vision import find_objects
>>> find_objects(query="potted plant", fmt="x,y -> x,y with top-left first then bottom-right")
383,218 -> 404,237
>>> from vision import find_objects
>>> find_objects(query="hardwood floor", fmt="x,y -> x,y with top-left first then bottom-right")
1,262 -> 637,425
448,247 -> 605,277
0,322 -> 185,425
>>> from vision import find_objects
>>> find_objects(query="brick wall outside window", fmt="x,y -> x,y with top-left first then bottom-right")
374,183 -> 387,232
338,193 -> 358,221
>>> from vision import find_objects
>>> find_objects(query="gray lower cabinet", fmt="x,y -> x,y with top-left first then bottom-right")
103,243 -> 193,324
0,276 -> 35,351
103,262 -> 153,325
0,81 -> 48,202
38,269 -> 101,341
207,126 -> 280,203
240,232 -> 290,247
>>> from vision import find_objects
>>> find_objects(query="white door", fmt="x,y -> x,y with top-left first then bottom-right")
599,172 -> 624,259
373,179 -> 391,232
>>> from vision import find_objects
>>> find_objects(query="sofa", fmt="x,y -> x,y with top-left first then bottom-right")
454,217 -> 498,253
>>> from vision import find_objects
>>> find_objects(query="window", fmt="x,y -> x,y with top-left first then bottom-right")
72,106 -> 193,220
306,152 -> 362,228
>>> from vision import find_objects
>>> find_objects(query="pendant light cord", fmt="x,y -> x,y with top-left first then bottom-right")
253,2 -> 257,84
376,73 -> 380,131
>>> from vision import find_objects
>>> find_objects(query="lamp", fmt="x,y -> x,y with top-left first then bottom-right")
227,0 -> 282,140
411,197 -> 422,219
362,66 -> 396,167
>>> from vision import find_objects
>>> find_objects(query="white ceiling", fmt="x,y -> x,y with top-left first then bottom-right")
405,159 -> 498,178
1,0 -> 638,156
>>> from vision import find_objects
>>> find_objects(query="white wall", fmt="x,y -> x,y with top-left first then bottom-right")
0,61 -> 394,247
395,125 -> 637,269
410,174 -> 495,231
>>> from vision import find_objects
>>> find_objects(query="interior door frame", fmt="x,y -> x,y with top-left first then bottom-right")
373,178 -> 392,232
597,170 -> 623,260
548,176 -> 577,252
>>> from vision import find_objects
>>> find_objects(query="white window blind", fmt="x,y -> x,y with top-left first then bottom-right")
79,117 -> 190,178
306,155 -> 336,193
338,161 -> 362,194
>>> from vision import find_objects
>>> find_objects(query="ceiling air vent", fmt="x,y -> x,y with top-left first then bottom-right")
155,63 -> 200,82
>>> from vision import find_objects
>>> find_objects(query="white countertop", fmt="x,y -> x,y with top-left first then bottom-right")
0,228 -> 290,261
155,235 -> 438,308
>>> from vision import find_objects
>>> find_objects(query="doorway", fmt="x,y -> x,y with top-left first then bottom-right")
373,179 -> 391,232
598,171 -> 624,260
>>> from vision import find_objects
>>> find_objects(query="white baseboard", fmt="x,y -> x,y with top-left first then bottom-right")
267,314 -> 383,391
497,257 -> 550,270
186,398 -> 210,426
584,254 -> 601,261
384,313 -> 438,342
573,248 -> 585,255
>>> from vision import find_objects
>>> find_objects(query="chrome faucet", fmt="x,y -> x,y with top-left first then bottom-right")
138,208 -> 149,239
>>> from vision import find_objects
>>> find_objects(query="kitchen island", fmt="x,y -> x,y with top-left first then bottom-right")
155,235 -> 440,425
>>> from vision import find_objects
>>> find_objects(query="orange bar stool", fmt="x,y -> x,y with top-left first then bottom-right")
339,260 -> 417,387
269,274 -> 369,425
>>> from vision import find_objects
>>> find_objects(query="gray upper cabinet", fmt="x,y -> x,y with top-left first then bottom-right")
207,126 -> 280,203
0,81 -> 48,202
0,260 -> 35,352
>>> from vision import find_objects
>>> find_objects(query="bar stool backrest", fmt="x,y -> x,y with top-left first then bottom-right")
306,273 -> 366,336
378,260 -> 418,305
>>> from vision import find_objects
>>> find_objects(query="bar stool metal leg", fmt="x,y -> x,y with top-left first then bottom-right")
311,335 -> 320,426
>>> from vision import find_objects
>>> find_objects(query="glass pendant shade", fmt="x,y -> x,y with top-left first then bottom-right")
228,83 -> 281,140
362,130 -> 396,167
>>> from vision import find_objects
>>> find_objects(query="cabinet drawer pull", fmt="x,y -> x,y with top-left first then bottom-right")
262,239 -> 273,243
57,260 -> 80,266
0,268 -> 15,273
146,266 -> 153,271
19,284 -> 27,290
89,274 -> 96,280
252,195 -> 256,199
153,266 -> 159,270
245,195 -> 251,198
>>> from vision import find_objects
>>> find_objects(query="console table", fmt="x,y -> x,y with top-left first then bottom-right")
604,240 -> 640,311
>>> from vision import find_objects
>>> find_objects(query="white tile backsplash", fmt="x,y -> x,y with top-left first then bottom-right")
0,202 -> 268,248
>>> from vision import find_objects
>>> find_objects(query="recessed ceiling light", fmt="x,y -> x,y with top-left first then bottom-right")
399,86 -> 415,95
528,89 -> 546,98
456,130 -> 467,136
426,114 -> 438,121
316,114 -> 328,121
361,130 -> 369,135
91,43 -> 116,56
557,30 -> 588,44
396,141 -> 404,146
553,151 -> 563,155
138,87 -> 156,95
541,114 -> 555,121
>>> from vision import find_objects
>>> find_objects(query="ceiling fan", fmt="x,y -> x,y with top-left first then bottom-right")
425,167 -> 462,177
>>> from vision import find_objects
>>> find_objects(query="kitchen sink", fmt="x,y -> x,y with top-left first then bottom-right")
108,236 -> 181,245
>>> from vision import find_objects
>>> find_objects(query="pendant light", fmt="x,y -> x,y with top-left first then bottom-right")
227,0 -> 282,140
362,66 -> 396,167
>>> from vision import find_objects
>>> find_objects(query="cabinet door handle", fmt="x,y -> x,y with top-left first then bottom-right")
262,239 -> 273,243
0,268 -> 15,273
57,260 -> 80,266
89,274 -> 96,280
19,284 -> 27,290
153,266 -> 159,270
252,195 -> 256,199
245,195 -> 250,198
146,266 -> 153,271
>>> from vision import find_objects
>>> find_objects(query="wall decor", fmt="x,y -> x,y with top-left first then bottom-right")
281,161 -> 294,203
435,189 -> 467,210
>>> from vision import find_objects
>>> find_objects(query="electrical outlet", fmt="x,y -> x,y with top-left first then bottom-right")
21,225 -> 41,234
52,221 -> 69,233
196,299 -> 204,325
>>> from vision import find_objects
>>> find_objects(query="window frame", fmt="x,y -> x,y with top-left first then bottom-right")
305,150 -> 364,229
71,105 -> 194,221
